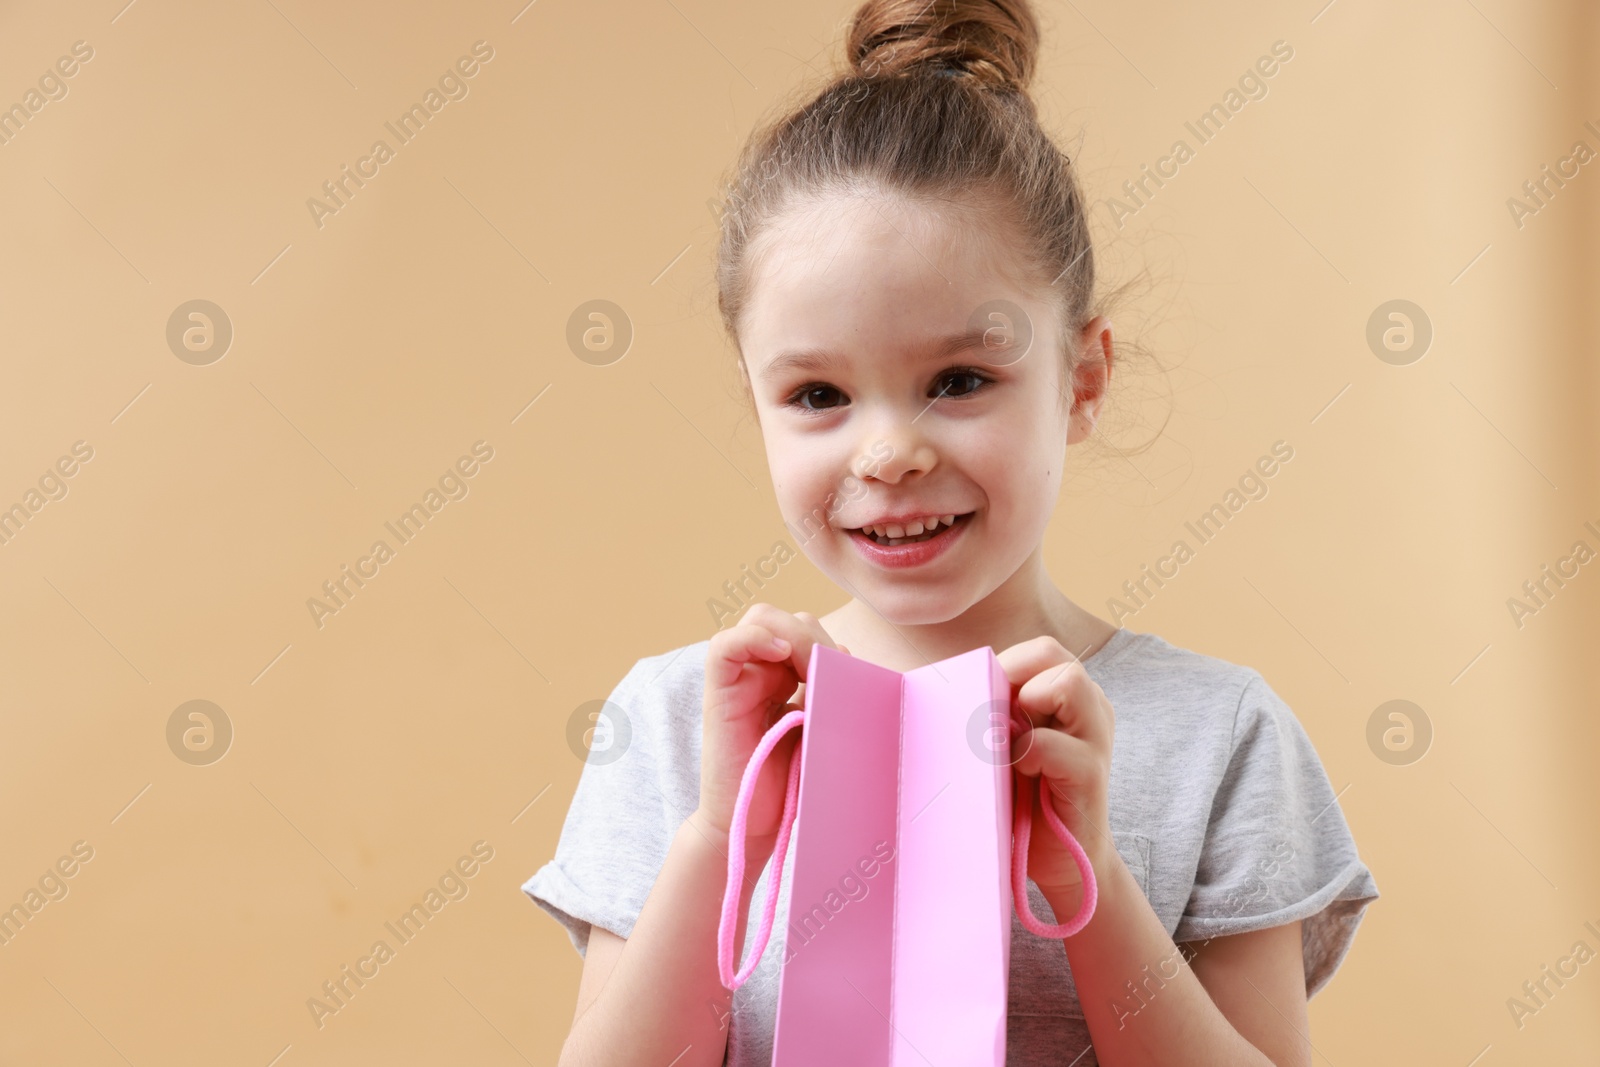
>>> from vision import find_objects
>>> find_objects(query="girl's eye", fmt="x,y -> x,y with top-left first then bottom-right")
783,369 -> 993,412
787,384 -> 847,411
935,369 -> 993,398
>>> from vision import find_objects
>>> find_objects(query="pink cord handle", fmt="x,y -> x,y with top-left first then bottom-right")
1012,771 -> 1098,937
717,710 -> 805,990
715,703 -> 1099,991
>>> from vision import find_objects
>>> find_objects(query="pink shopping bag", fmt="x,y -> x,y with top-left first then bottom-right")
718,643 -> 1097,1066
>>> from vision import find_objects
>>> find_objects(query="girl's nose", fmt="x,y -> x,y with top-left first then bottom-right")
854,424 -> 938,484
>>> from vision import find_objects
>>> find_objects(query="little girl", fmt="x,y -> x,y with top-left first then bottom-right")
526,1 -> 1379,1063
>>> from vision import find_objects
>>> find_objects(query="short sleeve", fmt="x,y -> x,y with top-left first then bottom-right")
522,645 -> 705,958
1173,672 -> 1380,999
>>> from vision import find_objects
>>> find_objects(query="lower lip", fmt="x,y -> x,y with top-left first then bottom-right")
847,513 -> 973,569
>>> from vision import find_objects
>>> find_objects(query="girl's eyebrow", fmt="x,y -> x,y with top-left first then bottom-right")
759,329 -> 993,381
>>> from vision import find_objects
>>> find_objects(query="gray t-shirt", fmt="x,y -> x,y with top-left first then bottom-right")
524,627 -> 1380,1065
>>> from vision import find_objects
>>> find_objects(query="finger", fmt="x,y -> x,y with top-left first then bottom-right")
765,695 -> 804,727
739,604 -> 842,680
995,634 -> 1075,681
706,622 -> 794,689
997,637 -> 1072,732
1021,768 -> 1095,881
1012,724 -> 1099,786
998,640 -> 1111,752
1016,661 -> 1109,747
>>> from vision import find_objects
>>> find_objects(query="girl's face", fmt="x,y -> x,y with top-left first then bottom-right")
740,191 -> 1109,626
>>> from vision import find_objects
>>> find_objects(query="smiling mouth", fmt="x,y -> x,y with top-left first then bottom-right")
850,511 -> 975,547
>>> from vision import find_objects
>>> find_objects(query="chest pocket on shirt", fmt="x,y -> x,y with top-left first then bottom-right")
1112,830 -> 1152,895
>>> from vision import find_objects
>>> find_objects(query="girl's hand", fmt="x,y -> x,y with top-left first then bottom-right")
997,636 -> 1117,901
694,603 -> 844,843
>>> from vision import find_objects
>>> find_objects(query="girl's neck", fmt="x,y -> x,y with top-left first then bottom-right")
818,549 -> 1118,674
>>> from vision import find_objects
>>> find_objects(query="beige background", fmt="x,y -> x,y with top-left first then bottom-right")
1,0 -> 1596,1063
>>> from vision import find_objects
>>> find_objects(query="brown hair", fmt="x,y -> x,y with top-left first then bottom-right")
712,0 -> 1160,436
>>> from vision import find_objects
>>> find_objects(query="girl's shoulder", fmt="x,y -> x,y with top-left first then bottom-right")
1099,631 -> 1380,999
1093,625 -> 1254,676
595,639 -> 714,752
615,638 -> 713,692
613,638 -> 714,706
1091,627 -> 1270,722
1092,628 -> 1328,785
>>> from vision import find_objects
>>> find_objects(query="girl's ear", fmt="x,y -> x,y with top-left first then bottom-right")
1065,317 -> 1114,444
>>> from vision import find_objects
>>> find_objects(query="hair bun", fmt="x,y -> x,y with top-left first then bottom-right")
846,0 -> 1039,92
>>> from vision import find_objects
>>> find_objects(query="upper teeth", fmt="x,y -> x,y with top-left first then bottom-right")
861,515 -> 958,539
